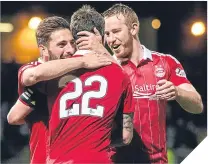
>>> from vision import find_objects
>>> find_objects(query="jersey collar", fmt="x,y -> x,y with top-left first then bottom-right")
113,44 -> 153,63
73,50 -> 93,56
38,58 -> 44,63
141,45 -> 153,61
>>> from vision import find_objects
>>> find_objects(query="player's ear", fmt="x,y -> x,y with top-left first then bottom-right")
39,45 -> 49,62
38,44 -> 44,55
130,23 -> 139,37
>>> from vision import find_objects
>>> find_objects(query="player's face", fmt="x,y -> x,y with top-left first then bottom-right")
104,14 -> 133,59
47,29 -> 76,60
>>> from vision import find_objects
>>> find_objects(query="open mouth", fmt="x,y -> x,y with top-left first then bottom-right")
112,45 -> 120,50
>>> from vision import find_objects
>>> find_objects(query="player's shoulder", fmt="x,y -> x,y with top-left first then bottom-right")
23,61 -> 41,67
151,51 -> 181,64
29,61 -> 42,66
103,62 -> 125,74
99,63 -> 129,83
19,61 -> 41,71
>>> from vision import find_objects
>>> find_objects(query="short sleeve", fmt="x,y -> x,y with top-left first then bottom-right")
166,55 -> 191,86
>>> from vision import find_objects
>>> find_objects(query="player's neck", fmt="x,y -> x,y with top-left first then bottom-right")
38,57 -> 45,63
130,40 -> 143,67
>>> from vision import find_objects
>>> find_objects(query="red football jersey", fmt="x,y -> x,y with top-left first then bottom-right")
114,46 -> 191,164
18,60 -> 49,164
48,52 -> 134,163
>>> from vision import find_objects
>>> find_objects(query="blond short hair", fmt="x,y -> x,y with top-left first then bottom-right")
103,3 -> 139,30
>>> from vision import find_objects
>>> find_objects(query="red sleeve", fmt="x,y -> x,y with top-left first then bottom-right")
166,55 -> 191,86
18,61 -> 40,95
18,65 -> 34,85
122,73 -> 135,114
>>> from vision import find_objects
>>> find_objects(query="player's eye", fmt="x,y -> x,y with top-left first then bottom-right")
104,32 -> 110,37
70,40 -> 76,45
112,29 -> 120,34
58,43 -> 67,48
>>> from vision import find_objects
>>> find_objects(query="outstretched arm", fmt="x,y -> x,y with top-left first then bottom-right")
22,53 -> 112,87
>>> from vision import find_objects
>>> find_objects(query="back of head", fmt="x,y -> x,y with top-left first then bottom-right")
103,3 -> 139,30
70,5 -> 105,40
36,16 -> 70,47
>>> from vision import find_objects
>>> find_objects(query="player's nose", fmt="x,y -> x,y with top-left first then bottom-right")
107,33 -> 116,44
65,43 -> 76,56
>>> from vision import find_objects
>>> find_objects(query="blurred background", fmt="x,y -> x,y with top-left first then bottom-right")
1,1 -> 207,163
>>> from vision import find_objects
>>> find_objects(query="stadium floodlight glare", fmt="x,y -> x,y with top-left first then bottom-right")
191,21 -> 205,36
152,19 -> 161,30
28,17 -> 42,30
0,23 -> 14,32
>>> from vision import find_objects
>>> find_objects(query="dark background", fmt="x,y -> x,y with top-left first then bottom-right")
1,1 -> 207,163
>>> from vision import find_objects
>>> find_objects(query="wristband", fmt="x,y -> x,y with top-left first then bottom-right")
19,87 -> 36,108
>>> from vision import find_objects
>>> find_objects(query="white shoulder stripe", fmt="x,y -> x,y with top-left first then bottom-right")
151,51 -> 180,64
29,61 -> 39,65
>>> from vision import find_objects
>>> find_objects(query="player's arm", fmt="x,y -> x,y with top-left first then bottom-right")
76,27 -> 107,54
111,75 -> 134,147
175,83 -> 203,114
76,28 -> 119,63
110,113 -> 134,147
122,113 -> 134,144
7,87 -> 36,125
22,54 -> 112,87
156,55 -> 203,114
7,100 -> 32,125
121,76 -> 134,145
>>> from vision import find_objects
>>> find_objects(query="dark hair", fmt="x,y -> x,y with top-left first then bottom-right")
70,5 -> 105,40
36,16 -> 70,46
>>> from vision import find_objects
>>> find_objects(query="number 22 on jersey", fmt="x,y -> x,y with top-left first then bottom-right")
59,75 -> 108,118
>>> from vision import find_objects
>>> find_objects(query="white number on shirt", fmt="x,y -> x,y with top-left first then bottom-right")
59,75 -> 107,118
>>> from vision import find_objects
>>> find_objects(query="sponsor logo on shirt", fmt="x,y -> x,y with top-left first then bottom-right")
175,67 -> 186,78
133,84 -> 159,100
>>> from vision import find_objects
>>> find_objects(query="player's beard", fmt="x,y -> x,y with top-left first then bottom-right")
122,30 -> 134,59
48,49 -> 60,60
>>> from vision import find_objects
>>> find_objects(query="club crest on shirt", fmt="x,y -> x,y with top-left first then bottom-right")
154,65 -> 165,77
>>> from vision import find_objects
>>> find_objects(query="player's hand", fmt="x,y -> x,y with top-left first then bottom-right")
155,79 -> 179,100
76,27 -> 103,52
82,52 -> 113,69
